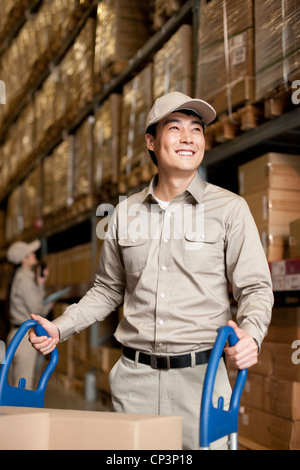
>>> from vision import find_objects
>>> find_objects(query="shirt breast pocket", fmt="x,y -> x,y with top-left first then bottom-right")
183,230 -> 223,271
118,237 -> 149,274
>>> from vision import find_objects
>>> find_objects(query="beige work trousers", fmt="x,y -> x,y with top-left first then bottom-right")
109,352 -> 232,450
6,327 -> 38,390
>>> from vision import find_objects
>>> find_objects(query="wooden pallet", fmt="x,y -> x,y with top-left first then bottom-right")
118,162 -> 156,194
205,103 -> 264,150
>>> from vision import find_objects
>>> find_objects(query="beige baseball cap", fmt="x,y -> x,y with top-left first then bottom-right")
145,91 -> 216,132
7,239 -> 41,265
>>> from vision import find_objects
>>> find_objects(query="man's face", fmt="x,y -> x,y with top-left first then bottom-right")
145,111 -> 205,174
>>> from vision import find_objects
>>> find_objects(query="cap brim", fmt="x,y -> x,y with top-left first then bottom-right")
146,98 -> 216,131
28,239 -> 41,255
175,99 -> 216,126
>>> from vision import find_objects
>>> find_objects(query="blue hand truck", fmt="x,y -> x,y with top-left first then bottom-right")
200,325 -> 248,450
0,320 -> 247,449
0,319 -> 59,408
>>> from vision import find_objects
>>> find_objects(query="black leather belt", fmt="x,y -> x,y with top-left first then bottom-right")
123,346 -> 213,370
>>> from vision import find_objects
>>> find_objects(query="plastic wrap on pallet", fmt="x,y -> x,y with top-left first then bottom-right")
73,17 -> 95,107
93,94 -> 121,190
51,138 -> 73,213
5,186 -> 24,242
94,0 -> 154,82
153,24 -> 193,100
255,0 -> 300,101
196,0 -> 255,116
73,117 -> 94,199
120,64 -> 153,186
34,72 -> 58,146
0,0 -> 78,127
22,167 -> 40,231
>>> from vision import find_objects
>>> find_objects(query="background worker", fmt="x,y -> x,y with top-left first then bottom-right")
6,239 -> 53,389
29,92 -> 273,449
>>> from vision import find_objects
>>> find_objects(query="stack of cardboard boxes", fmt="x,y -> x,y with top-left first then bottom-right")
238,153 -> 300,262
255,0 -> 300,102
196,0 -> 255,116
231,305 -> 300,450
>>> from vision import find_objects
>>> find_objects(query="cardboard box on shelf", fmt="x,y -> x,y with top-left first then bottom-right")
243,188 -> 300,235
0,407 -> 182,450
119,63 -> 154,190
196,0 -> 255,115
265,306 -> 300,343
238,153 -> 300,195
254,0 -> 300,101
249,342 -> 274,376
260,228 -> 289,262
239,406 -> 300,450
93,94 -> 122,190
266,377 -> 300,421
272,342 -> 300,382
153,24 -> 193,99
228,371 -> 267,411
289,218 -> 300,258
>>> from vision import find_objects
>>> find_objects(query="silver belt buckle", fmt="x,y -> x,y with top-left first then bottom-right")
150,354 -> 170,370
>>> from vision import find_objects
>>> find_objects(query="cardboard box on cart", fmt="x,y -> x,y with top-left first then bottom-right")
0,406 -> 182,450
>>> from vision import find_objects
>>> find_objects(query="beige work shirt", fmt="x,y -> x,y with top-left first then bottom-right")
9,267 -> 51,326
54,172 -> 273,353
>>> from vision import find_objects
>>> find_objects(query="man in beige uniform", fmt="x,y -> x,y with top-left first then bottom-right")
29,92 -> 273,449
6,240 -> 52,389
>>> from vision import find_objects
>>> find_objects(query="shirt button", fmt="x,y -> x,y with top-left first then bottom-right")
163,238 -> 168,243
161,266 -> 167,271
167,212 -> 172,218
159,320 -> 164,325
160,293 -> 165,298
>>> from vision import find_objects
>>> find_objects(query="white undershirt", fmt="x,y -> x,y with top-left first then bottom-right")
154,196 -> 170,211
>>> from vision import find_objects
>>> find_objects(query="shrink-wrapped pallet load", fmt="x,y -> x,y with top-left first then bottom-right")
255,0 -> 300,101
93,94 -> 122,195
153,24 -> 193,100
119,64 -> 155,192
73,117 -> 94,204
196,0 -> 255,116
94,0 -> 154,90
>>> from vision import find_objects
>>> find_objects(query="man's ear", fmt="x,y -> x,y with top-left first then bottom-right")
145,133 -> 155,151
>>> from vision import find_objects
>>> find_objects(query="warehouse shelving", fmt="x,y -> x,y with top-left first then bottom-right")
1,1 -> 300,449
0,0 -> 299,290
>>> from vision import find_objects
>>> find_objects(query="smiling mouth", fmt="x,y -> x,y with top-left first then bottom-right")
175,150 -> 195,156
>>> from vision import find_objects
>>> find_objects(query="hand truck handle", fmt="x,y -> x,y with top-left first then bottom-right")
200,325 -> 248,449
0,319 -> 58,408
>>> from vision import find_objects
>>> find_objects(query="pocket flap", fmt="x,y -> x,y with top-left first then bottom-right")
118,237 -> 149,247
185,230 -> 221,244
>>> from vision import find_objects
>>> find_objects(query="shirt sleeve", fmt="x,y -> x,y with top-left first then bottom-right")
19,276 -> 51,318
53,209 -> 126,341
225,197 -> 274,348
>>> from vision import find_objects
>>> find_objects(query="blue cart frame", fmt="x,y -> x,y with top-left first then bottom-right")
200,325 -> 248,450
0,319 -> 58,408
0,321 -> 246,450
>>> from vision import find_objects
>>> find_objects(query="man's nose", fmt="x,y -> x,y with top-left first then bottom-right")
179,129 -> 193,143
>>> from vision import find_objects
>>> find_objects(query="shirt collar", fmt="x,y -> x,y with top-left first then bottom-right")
141,171 -> 206,205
